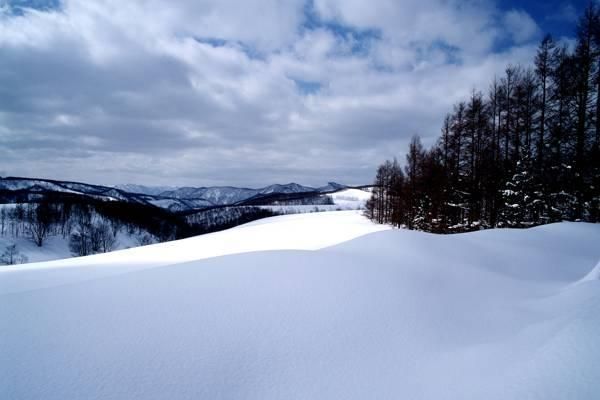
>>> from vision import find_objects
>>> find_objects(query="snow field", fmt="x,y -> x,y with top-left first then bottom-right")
1,211 -> 599,400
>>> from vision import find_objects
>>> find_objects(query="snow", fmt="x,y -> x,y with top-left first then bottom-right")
259,188 -> 372,214
0,211 -> 388,294
1,212 -> 599,400
0,230 -> 150,265
0,235 -> 69,264
261,204 -> 354,213
577,260 -> 600,283
327,187 -> 371,208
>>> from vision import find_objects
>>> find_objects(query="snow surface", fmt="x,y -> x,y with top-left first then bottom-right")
0,231 -> 145,266
578,260 -> 600,283
0,211 -> 388,294
0,235 -> 69,264
328,187 -> 371,208
260,204 -> 356,213
1,212 -> 600,400
259,188 -> 372,213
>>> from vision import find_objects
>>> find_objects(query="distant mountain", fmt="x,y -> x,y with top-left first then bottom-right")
259,183 -> 315,195
0,177 -> 146,204
159,186 -> 258,205
114,184 -> 178,196
0,177 -> 358,212
317,182 -> 347,193
158,182 -> 338,205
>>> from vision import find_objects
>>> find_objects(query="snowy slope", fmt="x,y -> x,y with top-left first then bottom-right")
259,188 -> 372,213
0,211 -> 388,293
0,235 -> 70,264
328,187 -> 371,208
0,204 -> 154,265
0,230 -> 152,265
1,213 -> 600,400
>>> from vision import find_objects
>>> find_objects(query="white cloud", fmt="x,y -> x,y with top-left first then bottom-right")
503,9 -> 541,44
0,0 -> 546,187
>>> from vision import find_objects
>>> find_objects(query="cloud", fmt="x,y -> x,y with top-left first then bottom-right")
0,0 -> 547,187
503,9 -> 541,44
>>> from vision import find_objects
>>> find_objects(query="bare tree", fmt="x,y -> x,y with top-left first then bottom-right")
26,201 -> 55,247
1,244 -> 28,265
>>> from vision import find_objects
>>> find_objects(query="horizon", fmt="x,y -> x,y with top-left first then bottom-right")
0,174 -> 365,190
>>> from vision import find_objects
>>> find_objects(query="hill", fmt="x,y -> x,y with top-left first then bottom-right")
1,212 -> 599,399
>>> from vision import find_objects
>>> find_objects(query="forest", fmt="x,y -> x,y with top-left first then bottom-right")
367,4 -> 600,232
0,193 -> 276,264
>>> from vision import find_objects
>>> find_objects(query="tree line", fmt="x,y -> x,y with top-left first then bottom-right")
0,198 -> 154,259
367,4 -> 600,232
1,193 -> 279,264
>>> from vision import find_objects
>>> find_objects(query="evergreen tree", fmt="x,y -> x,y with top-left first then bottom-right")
498,155 -> 545,227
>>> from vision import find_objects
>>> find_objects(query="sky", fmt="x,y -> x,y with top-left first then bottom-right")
0,0 -> 590,187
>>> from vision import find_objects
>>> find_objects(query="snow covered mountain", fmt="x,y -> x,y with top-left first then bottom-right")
1,211 -> 599,399
160,186 -> 261,205
159,182 -> 336,205
317,181 -> 348,192
114,184 -> 178,196
1,177 -> 356,212
0,177 -> 150,205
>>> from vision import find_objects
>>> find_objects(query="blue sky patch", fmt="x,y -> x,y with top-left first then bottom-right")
497,0 -> 588,39
3,0 -> 61,15
293,79 -> 322,95
302,1 -> 381,56
193,37 -> 266,60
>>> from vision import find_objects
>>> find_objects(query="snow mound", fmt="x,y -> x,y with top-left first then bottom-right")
0,211 -> 388,294
1,214 -> 600,400
578,260 -> 600,282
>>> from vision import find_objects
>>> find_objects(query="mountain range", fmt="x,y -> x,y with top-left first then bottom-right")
0,176 -> 355,212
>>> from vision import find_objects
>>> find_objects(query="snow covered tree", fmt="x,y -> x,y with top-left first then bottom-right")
498,156 -> 545,227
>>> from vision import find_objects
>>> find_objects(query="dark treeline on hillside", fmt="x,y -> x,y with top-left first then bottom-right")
367,4 -> 600,232
0,193 -> 277,262
1,194 -> 191,245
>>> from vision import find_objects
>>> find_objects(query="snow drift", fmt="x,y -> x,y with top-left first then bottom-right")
578,260 -> 600,283
1,211 -> 599,400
